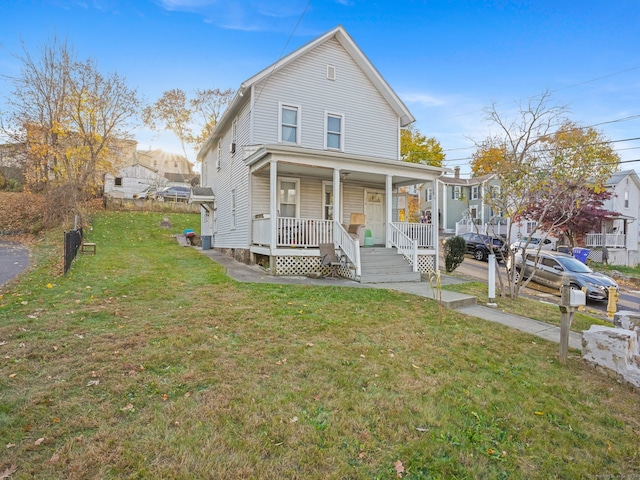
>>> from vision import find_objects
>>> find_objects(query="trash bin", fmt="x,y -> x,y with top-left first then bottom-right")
573,247 -> 590,264
201,235 -> 212,250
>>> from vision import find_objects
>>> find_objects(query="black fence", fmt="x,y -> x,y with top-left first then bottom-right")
64,228 -> 83,274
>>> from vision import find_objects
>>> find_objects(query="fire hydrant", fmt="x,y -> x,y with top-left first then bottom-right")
607,286 -> 619,319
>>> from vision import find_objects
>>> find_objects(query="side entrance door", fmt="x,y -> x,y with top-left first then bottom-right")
364,190 -> 385,245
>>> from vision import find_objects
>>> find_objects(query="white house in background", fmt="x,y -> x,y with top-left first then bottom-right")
104,148 -> 198,199
585,169 -> 640,267
195,26 -> 445,282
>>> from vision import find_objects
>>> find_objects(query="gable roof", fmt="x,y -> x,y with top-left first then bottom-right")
199,25 -> 414,159
438,173 -> 496,186
606,169 -> 640,190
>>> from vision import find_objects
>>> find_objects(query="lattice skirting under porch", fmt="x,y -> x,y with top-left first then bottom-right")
274,255 -> 356,280
417,255 -> 436,274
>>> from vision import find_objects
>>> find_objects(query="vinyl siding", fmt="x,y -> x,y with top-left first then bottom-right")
251,38 -> 399,159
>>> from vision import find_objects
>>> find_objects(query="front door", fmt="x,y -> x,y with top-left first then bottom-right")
364,190 -> 385,245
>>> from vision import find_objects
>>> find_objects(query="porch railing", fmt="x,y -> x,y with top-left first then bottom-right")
391,222 -> 434,247
585,233 -> 626,249
390,223 -> 418,272
455,219 -> 508,238
334,222 -> 361,276
252,217 -> 334,248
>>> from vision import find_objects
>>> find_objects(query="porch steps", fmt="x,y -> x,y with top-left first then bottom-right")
359,247 -> 421,284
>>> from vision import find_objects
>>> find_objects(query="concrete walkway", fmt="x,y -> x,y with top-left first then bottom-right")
0,240 -> 29,287
197,248 -> 582,351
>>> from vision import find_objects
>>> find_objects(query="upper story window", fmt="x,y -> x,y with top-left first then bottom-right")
425,187 -> 433,202
327,65 -> 336,81
471,185 -> 479,200
279,103 -> 301,144
452,186 -> 461,200
624,190 -> 630,209
231,119 -> 237,155
216,143 -> 221,171
325,112 -> 344,151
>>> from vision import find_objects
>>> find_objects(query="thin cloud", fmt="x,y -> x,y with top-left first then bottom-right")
402,92 -> 447,108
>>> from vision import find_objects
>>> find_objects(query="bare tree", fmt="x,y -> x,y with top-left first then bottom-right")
143,87 -> 234,161
2,36 -> 141,207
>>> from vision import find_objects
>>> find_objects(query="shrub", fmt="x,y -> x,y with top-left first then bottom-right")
444,235 -> 466,272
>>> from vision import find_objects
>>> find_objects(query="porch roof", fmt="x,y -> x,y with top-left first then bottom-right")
244,144 -> 446,187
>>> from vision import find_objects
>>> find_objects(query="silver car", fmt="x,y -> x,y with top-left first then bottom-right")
507,250 -> 617,301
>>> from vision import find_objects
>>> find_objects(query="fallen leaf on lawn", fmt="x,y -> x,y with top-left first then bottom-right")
394,460 -> 405,476
34,437 -> 45,446
23,423 -> 32,432
46,283 -> 53,288
0,341 -> 6,346
0,465 -> 18,479
75,334 -> 84,339
21,301 -> 28,305
358,451 -> 366,459
306,343 -> 314,347
184,392 -> 191,398
8,373 -> 16,378
534,411 -> 544,416
412,364 -> 420,369
121,403 -> 135,412
49,453 -> 60,463
161,394 -> 168,401
6,443 -> 16,448
289,416 -> 298,423
52,346 -> 58,351
415,427 -> 429,432
86,380 -> 100,387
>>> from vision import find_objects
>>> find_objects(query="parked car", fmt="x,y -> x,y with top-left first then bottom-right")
506,250 -> 617,301
155,186 -> 190,202
459,232 -> 507,262
510,236 -> 555,252
133,186 -> 158,200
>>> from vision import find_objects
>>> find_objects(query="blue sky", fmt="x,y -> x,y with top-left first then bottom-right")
1,0 -> 639,175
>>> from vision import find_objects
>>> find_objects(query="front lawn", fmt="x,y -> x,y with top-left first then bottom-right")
1,211 -> 639,479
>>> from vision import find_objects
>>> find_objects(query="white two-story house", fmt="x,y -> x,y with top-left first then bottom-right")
195,26 -> 444,282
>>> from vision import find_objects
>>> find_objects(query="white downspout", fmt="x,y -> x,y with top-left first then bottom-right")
269,160 -> 278,250
385,175 -> 393,248
433,178 -> 440,272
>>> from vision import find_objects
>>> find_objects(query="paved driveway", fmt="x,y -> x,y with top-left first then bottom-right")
0,240 -> 29,287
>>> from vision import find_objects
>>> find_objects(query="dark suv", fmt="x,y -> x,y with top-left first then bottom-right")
459,232 -> 507,261
155,186 -> 191,202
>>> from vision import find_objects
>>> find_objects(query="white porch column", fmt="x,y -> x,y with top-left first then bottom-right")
385,175 -> 393,248
433,179 -> 440,272
270,160 -> 278,248
333,168 -> 341,226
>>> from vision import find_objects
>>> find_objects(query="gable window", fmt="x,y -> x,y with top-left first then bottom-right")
327,65 -> 336,81
471,185 -> 479,200
279,177 -> 299,218
452,186 -> 461,200
490,185 -> 501,198
216,143 -> 221,171
325,113 -> 344,150
624,190 -> 629,209
231,189 -> 236,230
115,177 -> 123,186
279,103 -> 300,144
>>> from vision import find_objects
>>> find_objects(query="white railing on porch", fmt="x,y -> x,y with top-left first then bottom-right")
585,233 -> 626,249
391,222 -> 434,247
390,223 -> 418,272
252,216 -> 334,248
455,219 -> 508,238
334,222 -> 361,276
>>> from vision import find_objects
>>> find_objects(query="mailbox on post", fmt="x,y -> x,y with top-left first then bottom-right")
569,289 -> 586,308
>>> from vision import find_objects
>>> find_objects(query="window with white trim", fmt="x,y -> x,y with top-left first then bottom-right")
327,65 -> 336,80
231,119 -> 237,155
322,181 -> 334,220
624,190 -> 629,209
231,189 -> 236,230
279,103 -> 300,144
278,177 -> 299,218
526,221 -> 537,234
425,187 -> 433,202
471,185 -> 479,200
325,113 -> 344,151
216,143 -> 221,171
452,186 -> 461,200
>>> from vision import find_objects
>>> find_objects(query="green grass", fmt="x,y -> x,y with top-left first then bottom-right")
1,211 -> 639,479
441,281 -> 612,332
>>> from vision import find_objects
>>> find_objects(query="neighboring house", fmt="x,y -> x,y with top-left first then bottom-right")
103,148 -> 198,199
421,167 -> 504,237
585,169 -> 640,267
104,162 -> 167,199
196,26 -> 444,281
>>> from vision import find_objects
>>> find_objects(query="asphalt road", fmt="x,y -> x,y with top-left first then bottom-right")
449,254 -> 640,315
0,240 -> 29,287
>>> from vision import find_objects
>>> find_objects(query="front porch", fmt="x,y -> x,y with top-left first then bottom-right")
251,216 -> 437,280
